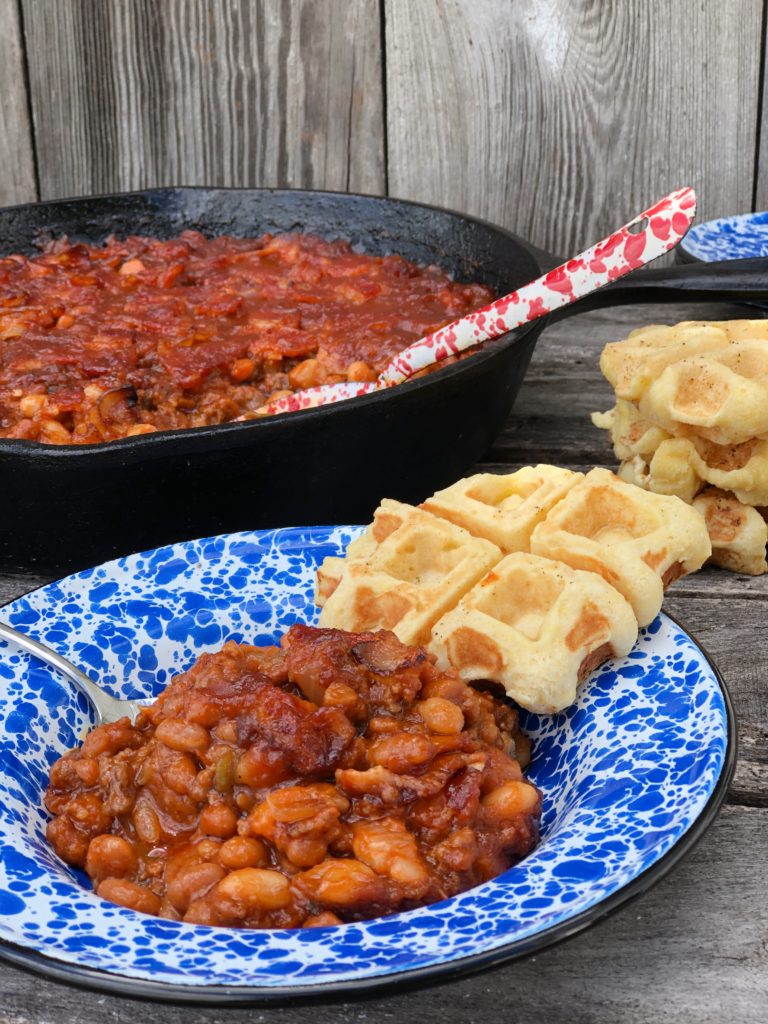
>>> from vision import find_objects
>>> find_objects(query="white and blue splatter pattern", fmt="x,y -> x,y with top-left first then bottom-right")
0,527 -> 727,991
682,210 -> 768,261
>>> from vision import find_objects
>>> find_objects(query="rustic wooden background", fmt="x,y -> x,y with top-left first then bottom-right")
1,3 -> 767,1019
0,0 -> 765,255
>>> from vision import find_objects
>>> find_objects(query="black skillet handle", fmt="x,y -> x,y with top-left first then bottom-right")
548,257 -> 768,321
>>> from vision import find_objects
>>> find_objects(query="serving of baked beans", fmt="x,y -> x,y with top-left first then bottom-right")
45,625 -> 540,929
0,232 -> 495,444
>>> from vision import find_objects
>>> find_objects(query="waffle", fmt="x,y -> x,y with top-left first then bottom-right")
530,467 -> 711,626
429,553 -> 638,713
317,505 -> 501,645
593,321 -> 768,576
638,342 -> 768,446
315,499 -> 416,607
421,466 -> 582,553
315,557 -> 348,606
317,464 -> 713,709
595,395 -> 768,507
640,438 -> 703,504
591,399 -> 670,461
599,319 -> 768,402
613,430 -> 768,509
599,322 -> 732,401
685,436 -> 768,507
692,488 -> 768,576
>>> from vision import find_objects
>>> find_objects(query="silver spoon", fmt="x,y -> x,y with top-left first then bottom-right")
0,620 -> 143,725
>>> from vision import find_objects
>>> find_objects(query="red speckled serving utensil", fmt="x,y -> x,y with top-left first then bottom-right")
262,186 -> 696,415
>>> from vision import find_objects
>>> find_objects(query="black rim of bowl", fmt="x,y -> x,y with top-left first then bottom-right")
0,611 -> 737,1005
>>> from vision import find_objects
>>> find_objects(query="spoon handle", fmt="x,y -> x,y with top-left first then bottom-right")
261,187 -> 696,415
0,620 -> 140,726
377,187 -> 696,387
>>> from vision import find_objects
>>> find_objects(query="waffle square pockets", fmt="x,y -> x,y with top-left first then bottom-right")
530,468 -> 711,626
314,498 -> 414,607
593,319 -> 768,575
317,505 -> 501,645
429,553 -> 638,713
692,488 -> 768,576
599,321 -> 732,401
599,319 -> 768,403
639,342 -> 768,446
421,466 -> 582,553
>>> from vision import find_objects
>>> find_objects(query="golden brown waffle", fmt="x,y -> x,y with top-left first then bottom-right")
599,319 -> 768,402
684,436 -> 768,507
600,322 -> 732,401
316,465 -> 713,709
593,321 -> 768,576
429,553 -> 638,713
530,468 -> 711,626
420,465 -> 582,553
315,557 -> 348,607
315,499 -> 416,607
591,399 -> 670,461
692,488 -> 768,575
317,505 -> 501,645
629,438 -> 703,504
633,435 -> 768,509
596,399 -> 768,511
638,342 -> 768,446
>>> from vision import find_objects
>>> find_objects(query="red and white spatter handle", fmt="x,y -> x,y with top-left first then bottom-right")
259,378 -> 379,414
261,186 -> 696,415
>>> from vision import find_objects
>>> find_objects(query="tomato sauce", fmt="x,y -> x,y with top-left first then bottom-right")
0,232 -> 495,444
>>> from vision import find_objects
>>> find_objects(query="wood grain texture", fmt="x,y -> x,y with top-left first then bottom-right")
385,0 -> 762,256
0,0 -> 36,204
21,0 -> 384,199
0,807 -> 765,1022
754,1 -> 768,210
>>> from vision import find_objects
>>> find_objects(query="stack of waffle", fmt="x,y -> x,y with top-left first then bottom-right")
315,465 -> 710,713
592,319 -> 768,575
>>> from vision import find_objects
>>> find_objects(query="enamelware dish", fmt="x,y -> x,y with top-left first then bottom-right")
0,525 -> 734,1002
679,210 -> 768,262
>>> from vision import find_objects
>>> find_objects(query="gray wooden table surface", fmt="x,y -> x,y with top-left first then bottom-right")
1,300 -> 766,1023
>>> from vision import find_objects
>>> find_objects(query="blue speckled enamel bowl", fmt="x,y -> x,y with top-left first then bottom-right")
680,210 -> 768,262
0,527 -> 734,1002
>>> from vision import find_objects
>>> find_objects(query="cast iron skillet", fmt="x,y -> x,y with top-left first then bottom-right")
2,187 -> 768,574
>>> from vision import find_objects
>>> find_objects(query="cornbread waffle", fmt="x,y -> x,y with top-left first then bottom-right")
639,342 -> 768,446
599,319 -> 768,402
317,505 -> 501,645
591,399 -> 670,461
630,438 -> 703,504
429,553 -> 638,714
616,433 -> 768,509
317,464 -> 710,710
692,488 -> 768,575
593,319 -> 768,576
421,466 -> 582,553
683,436 -> 768,508
314,498 -> 414,606
529,468 -> 711,626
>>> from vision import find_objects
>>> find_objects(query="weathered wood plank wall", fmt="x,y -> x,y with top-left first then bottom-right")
21,0 -> 384,199
386,0 -> 764,253
0,0 -> 766,253
0,0 -> 36,204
